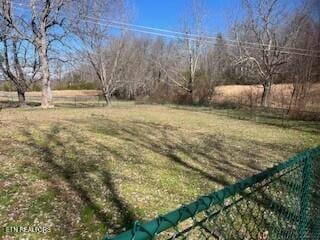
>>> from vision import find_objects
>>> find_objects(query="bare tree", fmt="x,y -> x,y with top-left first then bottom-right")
287,7 -> 320,113
73,0 -> 127,105
0,7 -> 40,106
119,36 -> 154,99
0,38 -> 40,105
182,0 -> 207,102
149,45 -> 193,94
1,0 -> 71,108
201,33 -> 234,87
146,0 -> 208,103
234,0 -> 295,107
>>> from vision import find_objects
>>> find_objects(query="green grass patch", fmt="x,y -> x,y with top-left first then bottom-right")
0,103 -> 319,239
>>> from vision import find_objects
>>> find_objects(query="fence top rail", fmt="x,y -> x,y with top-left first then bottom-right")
104,146 -> 320,240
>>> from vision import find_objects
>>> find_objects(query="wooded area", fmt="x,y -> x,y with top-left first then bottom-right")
1,0 -> 319,111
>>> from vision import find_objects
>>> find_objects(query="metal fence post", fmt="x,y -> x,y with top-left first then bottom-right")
310,153 -> 320,239
299,154 -> 313,240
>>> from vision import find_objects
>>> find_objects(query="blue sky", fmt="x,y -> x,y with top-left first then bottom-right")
133,0 -> 241,36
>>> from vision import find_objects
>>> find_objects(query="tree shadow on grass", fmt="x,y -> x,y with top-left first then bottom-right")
84,116 -> 304,238
0,100 -> 41,108
87,116 -> 296,185
168,105 -> 320,135
20,124 -> 136,237
16,115 -> 302,238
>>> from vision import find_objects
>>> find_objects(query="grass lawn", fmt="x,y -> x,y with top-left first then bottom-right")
0,103 -> 319,239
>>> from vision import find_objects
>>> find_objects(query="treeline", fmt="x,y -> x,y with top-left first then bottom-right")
1,0 -> 319,109
55,34 -> 241,102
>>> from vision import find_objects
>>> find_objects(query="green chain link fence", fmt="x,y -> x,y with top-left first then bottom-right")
104,147 -> 320,240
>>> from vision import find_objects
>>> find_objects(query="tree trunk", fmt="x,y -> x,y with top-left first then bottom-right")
187,39 -> 194,104
261,82 -> 271,107
187,69 -> 194,104
288,83 -> 297,113
17,89 -> 26,106
41,78 -> 52,108
39,36 -> 53,108
103,90 -> 112,106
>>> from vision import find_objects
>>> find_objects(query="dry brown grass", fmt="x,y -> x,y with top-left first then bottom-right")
0,90 -> 101,98
213,83 -> 320,111
1,84 -> 319,111
28,90 -> 102,97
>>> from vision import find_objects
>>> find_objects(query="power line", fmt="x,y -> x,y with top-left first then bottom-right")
85,16 -> 320,54
9,3 -> 320,58
11,1 -> 320,54
74,16 -> 320,57
79,18 -> 320,57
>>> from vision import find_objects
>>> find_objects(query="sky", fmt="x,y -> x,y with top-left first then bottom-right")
132,0 -> 241,36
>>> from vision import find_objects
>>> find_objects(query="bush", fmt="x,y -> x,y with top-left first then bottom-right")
54,80 -> 98,90
30,83 -> 42,91
0,82 -> 15,91
193,77 -> 215,105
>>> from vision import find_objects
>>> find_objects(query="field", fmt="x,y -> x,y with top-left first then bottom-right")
1,83 -> 320,111
0,101 -> 319,239
213,83 -> 320,111
0,90 -> 101,98
0,90 -> 103,109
